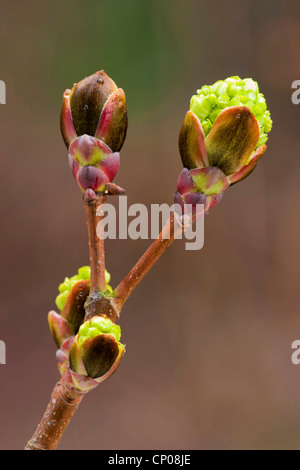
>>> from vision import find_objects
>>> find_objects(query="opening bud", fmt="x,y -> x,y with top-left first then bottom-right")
69,316 -> 124,380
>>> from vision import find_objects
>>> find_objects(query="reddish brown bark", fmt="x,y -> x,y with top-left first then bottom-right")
25,382 -> 84,450
84,191 -> 107,294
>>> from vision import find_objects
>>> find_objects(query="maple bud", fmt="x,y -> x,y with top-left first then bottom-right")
175,76 -> 272,214
60,71 -> 127,192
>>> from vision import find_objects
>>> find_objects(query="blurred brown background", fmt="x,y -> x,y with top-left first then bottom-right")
0,0 -> 300,450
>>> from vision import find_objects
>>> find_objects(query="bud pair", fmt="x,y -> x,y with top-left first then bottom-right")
48,267 -> 123,391
49,266 -> 112,346
60,71 -> 128,192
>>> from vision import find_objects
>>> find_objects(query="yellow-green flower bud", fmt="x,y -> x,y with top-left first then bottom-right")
55,265 -> 112,311
69,316 -> 124,379
190,76 -> 272,146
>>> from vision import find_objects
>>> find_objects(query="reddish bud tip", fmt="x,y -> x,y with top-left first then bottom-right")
84,188 -> 96,202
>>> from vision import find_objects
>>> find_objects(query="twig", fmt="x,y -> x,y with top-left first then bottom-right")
25,190 -> 108,450
25,207 -> 187,449
113,212 -> 183,311
84,190 -> 107,294
25,379 -> 84,450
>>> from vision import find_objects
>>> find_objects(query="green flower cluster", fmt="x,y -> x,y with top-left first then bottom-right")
190,76 -> 272,147
78,316 -> 121,348
55,266 -> 112,311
